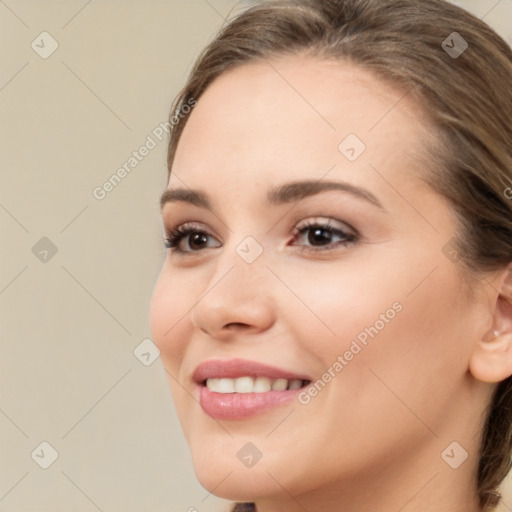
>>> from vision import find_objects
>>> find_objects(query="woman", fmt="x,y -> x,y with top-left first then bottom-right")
149,0 -> 512,510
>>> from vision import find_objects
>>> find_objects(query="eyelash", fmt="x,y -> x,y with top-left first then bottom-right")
163,218 -> 358,256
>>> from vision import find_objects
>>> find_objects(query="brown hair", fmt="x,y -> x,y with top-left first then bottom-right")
164,0 -> 512,510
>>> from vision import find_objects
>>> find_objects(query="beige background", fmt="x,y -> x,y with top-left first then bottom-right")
0,1 -> 511,511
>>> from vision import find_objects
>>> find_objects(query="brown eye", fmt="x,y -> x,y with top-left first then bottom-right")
164,224 -> 221,253
291,218 -> 358,252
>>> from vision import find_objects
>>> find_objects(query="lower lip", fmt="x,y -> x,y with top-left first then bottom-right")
198,385 -> 302,420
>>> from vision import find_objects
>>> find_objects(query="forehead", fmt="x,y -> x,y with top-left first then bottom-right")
169,55 -> 432,198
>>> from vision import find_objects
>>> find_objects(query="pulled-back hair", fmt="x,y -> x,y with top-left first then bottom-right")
165,1 -> 512,510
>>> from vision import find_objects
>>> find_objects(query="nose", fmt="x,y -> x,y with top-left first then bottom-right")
190,251 -> 276,341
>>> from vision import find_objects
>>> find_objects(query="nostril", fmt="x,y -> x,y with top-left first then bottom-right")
225,322 -> 248,329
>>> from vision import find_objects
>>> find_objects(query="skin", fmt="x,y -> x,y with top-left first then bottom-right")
149,55 -> 512,512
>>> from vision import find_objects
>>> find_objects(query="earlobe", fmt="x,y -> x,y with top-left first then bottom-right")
469,329 -> 512,383
469,264 -> 512,383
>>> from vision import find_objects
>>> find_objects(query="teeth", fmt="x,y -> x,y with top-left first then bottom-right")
234,376 -> 254,393
207,378 -> 235,393
254,376 -> 272,392
288,379 -> 302,390
205,376 -> 305,393
271,378 -> 288,391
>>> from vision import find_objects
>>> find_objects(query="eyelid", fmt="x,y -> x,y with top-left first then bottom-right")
164,215 -> 360,257
164,220 -> 217,239
164,221 -> 221,254
293,216 -> 356,235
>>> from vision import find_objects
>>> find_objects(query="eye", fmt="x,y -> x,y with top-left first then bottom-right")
163,217 -> 358,256
290,217 -> 358,252
164,222 -> 220,254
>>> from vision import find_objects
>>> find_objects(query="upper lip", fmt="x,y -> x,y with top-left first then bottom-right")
192,358 -> 313,384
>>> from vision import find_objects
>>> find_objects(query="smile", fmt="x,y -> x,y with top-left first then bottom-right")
205,376 -> 308,393
192,358 -> 313,419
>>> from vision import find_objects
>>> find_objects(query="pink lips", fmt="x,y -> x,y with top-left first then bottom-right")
192,358 -> 312,420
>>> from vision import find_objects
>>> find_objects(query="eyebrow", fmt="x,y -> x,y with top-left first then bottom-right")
160,179 -> 385,211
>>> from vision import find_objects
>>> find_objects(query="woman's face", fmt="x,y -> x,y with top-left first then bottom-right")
149,56 -> 493,507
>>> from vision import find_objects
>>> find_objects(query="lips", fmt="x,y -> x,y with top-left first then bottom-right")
192,357 -> 313,384
192,358 -> 313,420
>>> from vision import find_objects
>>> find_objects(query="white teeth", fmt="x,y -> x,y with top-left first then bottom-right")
288,379 -> 303,390
271,378 -> 288,391
205,376 -> 306,393
234,376 -> 254,393
206,378 -> 235,393
253,376 -> 272,392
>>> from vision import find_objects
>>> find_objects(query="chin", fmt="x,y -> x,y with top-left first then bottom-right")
190,443 -> 289,502
195,469 -> 277,502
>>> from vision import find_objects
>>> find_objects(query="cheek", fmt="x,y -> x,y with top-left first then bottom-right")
289,254 -> 468,412
149,269 -> 194,368
276,257 -> 402,349
334,268 -> 470,428
149,270 -> 199,432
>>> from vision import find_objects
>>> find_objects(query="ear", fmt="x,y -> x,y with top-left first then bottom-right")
469,263 -> 512,383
